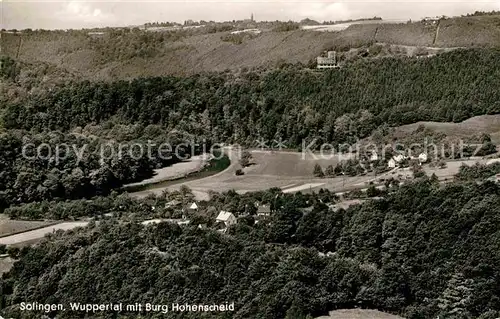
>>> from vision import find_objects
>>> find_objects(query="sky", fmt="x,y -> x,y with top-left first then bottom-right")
3,0 -> 500,30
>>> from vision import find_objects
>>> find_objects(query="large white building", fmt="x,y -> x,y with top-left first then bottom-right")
418,153 -> 428,164
317,51 -> 339,69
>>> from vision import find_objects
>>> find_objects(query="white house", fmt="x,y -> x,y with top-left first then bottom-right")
393,154 -> 405,163
216,211 -> 237,227
388,158 -> 396,168
418,153 -> 428,164
370,152 -> 379,162
388,154 -> 407,168
257,205 -> 271,217
317,51 -> 340,69
189,202 -> 198,210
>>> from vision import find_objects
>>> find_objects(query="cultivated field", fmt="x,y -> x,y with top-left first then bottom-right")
301,19 -> 408,32
0,215 -> 55,237
130,143 -> 498,201
4,14 -> 500,80
0,222 -> 89,246
437,15 -> 500,47
124,154 -> 210,188
131,149 -> 372,200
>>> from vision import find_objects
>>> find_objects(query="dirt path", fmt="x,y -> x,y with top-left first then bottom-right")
433,19 -> 441,45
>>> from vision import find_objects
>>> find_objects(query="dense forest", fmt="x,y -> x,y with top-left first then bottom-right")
1,180 -> 500,318
2,48 -> 500,147
455,162 -> 500,181
0,127 -> 195,210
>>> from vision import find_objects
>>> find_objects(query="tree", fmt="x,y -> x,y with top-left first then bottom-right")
313,164 -> 324,178
412,163 -> 425,178
476,142 -> 497,156
334,163 -> 343,175
239,150 -> 252,167
325,165 -> 335,177
366,185 -> 380,197
437,273 -> 474,319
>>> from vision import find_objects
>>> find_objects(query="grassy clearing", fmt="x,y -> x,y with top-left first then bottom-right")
394,115 -> 500,144
0,218 -> 55,237
125,154 -> 230,192
6,15 -> 500,80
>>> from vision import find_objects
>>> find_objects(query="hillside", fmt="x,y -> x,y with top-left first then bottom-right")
2,181 -> 500,318
2,14 -> 500,80
394,115 -> 500,144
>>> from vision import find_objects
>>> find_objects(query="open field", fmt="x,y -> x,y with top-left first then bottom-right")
301,19 -> 408,32
423,158 -> 497,180
316,309 -> 404,319
131,149 -> 375,200
130,145 -> 497,201
0,215 -> 55,237
394,115 -> 500,144
0,222 -> 89,246
243,151 -> 352,177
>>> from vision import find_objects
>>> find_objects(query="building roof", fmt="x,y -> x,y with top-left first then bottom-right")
166,199 -> 181,207
257,205 -> 271,214
393,154 -> 405,162
216,211 -> 235,221
189,202 -> 198,210
418,153 -> 428,162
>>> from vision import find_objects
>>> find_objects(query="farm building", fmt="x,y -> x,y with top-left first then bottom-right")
388,154 -> 407,168
257,205 -> 271,216
317,51 -> 340,69
216,211 -> 237,227
165,199 -> 181,208
418,153 -> 428,163
388,158 -> 396,168
393,154 -> 406,163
